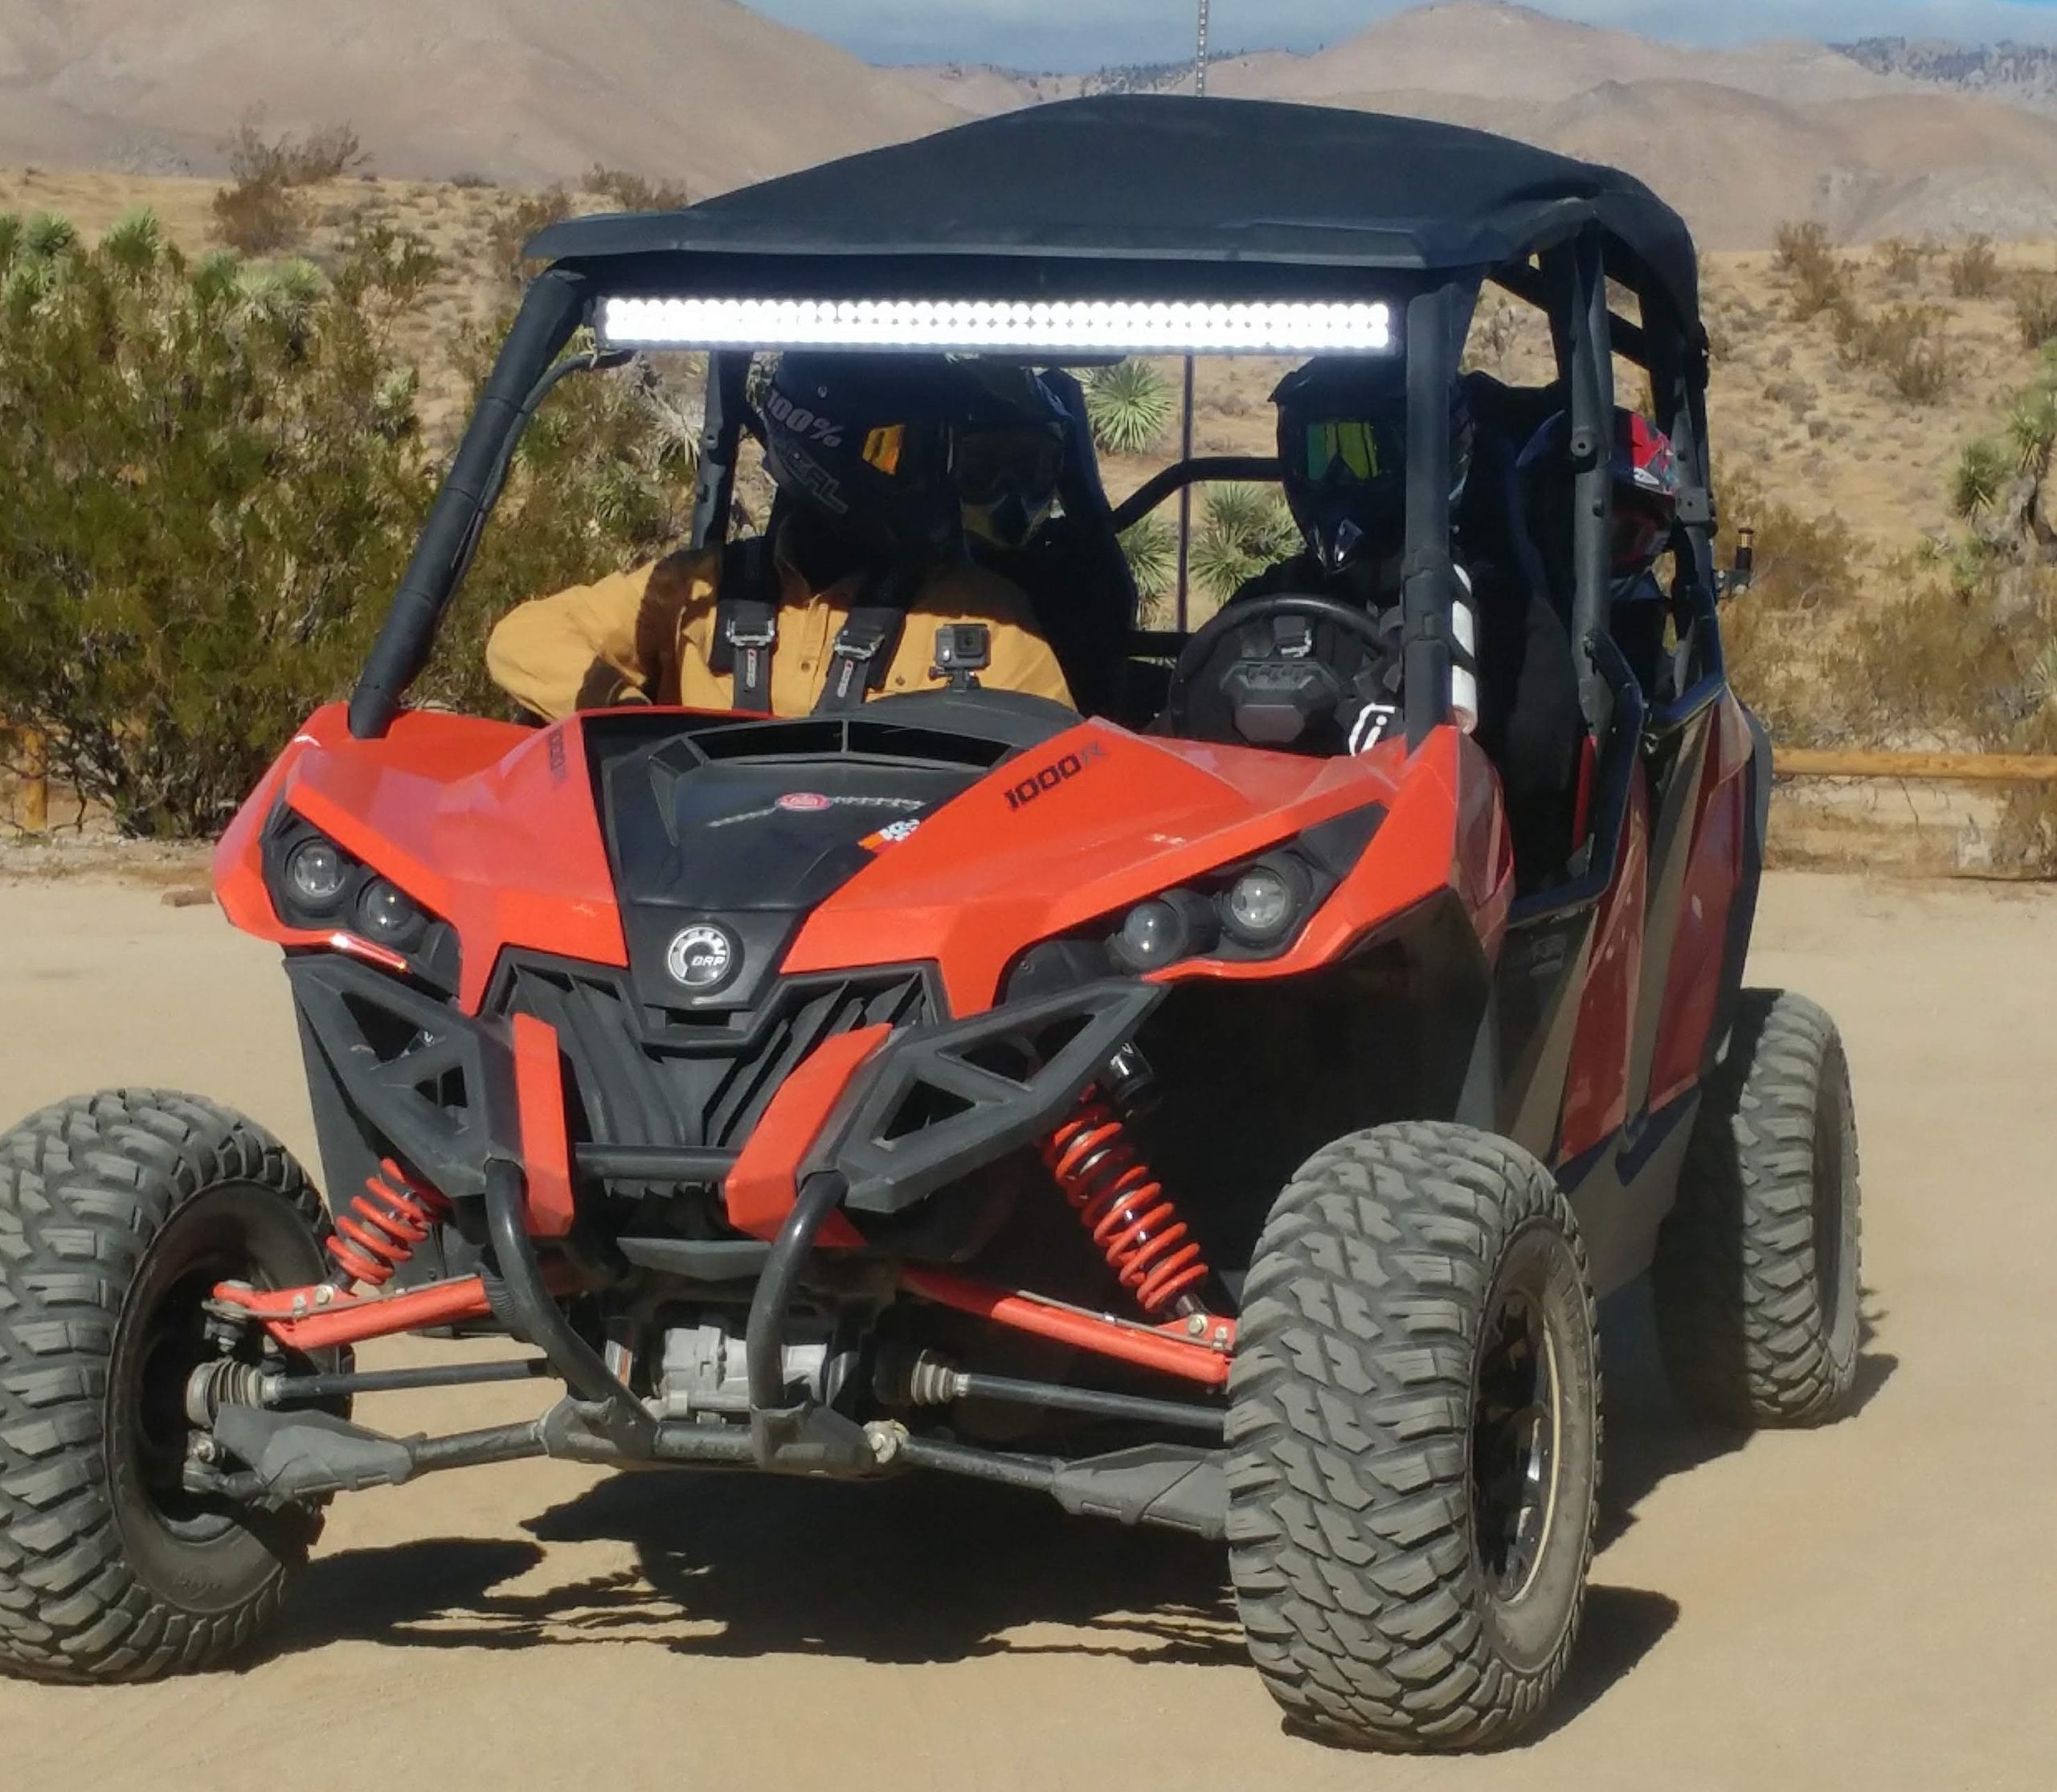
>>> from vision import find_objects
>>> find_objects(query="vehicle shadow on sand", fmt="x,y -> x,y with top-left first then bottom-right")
276,1472 -> 1679,1741
278,1468 -> 1242,1668
270,1277 -> 1891,1736
1594,1279 -> 1897,1553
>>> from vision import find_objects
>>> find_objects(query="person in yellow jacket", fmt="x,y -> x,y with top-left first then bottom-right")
488,354 -> 1073,722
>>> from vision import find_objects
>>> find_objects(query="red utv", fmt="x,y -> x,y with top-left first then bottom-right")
0,98 -> 1862,1750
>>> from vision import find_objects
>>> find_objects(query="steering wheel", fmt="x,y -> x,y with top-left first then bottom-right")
1164,592 -> 1399,736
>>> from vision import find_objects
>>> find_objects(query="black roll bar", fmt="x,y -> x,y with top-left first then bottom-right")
1401,281 -> 1462,748
349,268 -> 591,739
1565,227 -> 1618,736
1108,456 -> 1283,536
689,350 -> 751,550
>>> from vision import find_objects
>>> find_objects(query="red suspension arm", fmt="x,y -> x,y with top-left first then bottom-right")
899,1266 -> 1234,1388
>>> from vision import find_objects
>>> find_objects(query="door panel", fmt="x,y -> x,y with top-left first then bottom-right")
1557,769 -> 1649,1160
1648,693 -> 1753,1107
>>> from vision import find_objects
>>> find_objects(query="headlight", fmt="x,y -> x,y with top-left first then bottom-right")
1220,857 -> 1314,947
284,839 -> 350,910
1004,804 -> 1385,997
264,809 -> 456,989
1106,891 -> 1218,973
358,878 -> 427,949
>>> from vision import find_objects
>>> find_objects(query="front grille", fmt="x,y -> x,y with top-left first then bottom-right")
493,957 -> 934,1153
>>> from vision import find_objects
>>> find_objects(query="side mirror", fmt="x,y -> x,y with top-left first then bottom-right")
1719,527 -> 1756,600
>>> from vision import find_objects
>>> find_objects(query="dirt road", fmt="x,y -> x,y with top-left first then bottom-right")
1,870 -> 2052,1790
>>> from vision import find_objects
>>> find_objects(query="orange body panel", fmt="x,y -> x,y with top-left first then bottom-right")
214,704 -> 627,1014
791,722 -> 1504,1014
724,1024 -> 891,1243
1150,726 -> 1512,989
511,1014 -> 576,1238
1558,770 -> 1651,1160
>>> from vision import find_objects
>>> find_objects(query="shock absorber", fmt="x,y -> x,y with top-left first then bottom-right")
1042,1059 -> 1212,1318
326,1159 -> 452,1290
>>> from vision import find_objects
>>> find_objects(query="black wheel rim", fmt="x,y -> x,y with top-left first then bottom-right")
109,1186 -> 322,1544
1470,1275 -> 1561,1603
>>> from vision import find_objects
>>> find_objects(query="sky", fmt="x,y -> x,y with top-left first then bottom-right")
742,0 -> 2057,71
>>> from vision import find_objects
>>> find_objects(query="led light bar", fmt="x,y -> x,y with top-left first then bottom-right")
597,296 -> 1396,356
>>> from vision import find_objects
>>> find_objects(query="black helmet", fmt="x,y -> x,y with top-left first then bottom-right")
1273,358 -> 1474,575
951,365 -> 1069,554
759,354 -> 965,563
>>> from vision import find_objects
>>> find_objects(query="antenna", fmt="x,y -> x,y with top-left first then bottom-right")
1176,0 -> 1212,631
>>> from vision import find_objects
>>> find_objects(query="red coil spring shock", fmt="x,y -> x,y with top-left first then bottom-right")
1042,1093 -> 1211,1317
327,1159 -> 451,1289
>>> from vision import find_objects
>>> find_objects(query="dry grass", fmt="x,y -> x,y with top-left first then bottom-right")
1950,235 -> 2004,299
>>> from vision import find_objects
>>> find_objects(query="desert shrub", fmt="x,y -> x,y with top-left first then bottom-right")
2011,274 -> 2057,350
1084,359 -> 1176,456
0,212 -> 708,834
211,113 -> 369,253
1876,237 -> 1936,285
1838,303 -> 1954,403
1188,483 -> 1298,603
0,215 -> 433,833
487,185 -> 576,289
1773,219 -> 1852,323
1949,235 -> 2002,298
226,113 -> 368,186
210,176 -> 307,253
1714,465 -> 1867,745
583,166 -> 689,212
1840,557 -> 2057,868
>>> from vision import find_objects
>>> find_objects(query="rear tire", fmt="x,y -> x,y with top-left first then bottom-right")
1227,1121 -> 1601,1752
0,1090 -> 337,1682
1653,990 -> 1862,1427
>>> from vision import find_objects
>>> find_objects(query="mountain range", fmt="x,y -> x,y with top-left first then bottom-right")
11,0 -> 2057,248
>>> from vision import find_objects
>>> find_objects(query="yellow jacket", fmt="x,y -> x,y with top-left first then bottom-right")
486,542 -> 1073,722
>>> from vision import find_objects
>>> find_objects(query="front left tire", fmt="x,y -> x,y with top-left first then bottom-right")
0,1090 -> 338,1682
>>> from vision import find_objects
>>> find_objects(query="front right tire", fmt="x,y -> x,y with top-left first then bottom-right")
1226,1120 -> 1601,1752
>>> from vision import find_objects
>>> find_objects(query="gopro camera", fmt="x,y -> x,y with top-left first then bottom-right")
930,623 -> 992,691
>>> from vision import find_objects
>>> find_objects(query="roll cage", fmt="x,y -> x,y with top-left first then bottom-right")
347,96 -> 1717,759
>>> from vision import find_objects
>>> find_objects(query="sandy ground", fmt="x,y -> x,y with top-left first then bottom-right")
0,869 -> 2053,1790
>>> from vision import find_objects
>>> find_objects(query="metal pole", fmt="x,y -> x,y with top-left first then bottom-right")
1175,2 -> 1210,632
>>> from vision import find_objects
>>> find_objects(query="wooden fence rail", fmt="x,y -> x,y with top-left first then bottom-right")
1775,749 -> 2057,786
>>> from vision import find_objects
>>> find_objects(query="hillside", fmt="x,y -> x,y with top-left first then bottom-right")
915,2 -> 2057,249
1204,2 -> 1907,106
0,0 -> 961,189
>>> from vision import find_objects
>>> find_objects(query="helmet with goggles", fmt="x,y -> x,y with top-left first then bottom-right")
951,364 -> 1070,554
1273,358 -> 1474,575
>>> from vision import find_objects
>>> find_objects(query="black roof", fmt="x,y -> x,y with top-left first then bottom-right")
530,96 -> 1699,321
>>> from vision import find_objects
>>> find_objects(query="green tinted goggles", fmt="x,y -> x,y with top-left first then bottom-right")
1302,418 -> 1399,485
